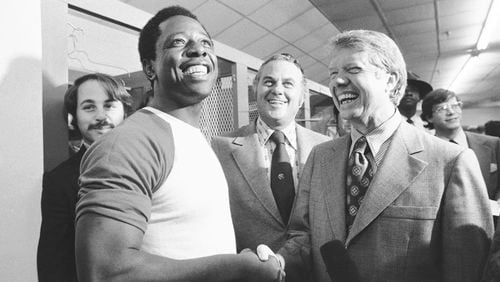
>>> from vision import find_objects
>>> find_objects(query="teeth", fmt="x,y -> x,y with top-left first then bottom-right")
184,65 -> 207,75
268,99 -> 286,104
338,93 -> 357,105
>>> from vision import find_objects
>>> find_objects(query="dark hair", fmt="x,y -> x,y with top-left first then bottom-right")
420,88 -> 459,129
253,53 -> 307,97
138,6 -> 204,63
485,120 -> 500,137
64,73 -> 133,130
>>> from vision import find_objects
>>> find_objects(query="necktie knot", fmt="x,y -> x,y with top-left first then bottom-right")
450,139 -> 458,144
406,118 -> 414,124
271,130 -> 286,145
353,136 -> 368,154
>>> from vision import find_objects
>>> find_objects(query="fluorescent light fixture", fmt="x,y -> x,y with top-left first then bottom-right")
449,0 -> 499,92
477,0 -> 500,50
448,55 -> 480,92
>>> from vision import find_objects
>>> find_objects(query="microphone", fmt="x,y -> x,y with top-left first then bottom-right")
320,240 -> 360,282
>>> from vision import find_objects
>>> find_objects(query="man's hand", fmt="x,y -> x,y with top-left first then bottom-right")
256,244 -> 285,281
239,248 -> 285,282
256,244 -> 285,270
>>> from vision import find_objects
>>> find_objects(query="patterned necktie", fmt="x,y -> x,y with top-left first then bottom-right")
346,136 -> 374,232
270,130 -> 295,224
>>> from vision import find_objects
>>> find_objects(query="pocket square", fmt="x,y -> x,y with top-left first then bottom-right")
491,163 -> 498,173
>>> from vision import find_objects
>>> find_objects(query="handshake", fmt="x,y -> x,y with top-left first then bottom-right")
238,244 -> 286,282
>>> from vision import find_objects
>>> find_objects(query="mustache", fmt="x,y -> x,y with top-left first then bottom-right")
87,120 -> 115,130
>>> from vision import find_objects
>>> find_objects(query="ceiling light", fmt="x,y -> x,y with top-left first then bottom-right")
448,54 -> 480,93
448,0 -> 499,93
476,0 -> 500,50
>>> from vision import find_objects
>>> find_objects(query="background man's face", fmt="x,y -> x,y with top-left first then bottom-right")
399,83 -> 421,108
256,60 -> 304,128
428,96 -> 463,132
76,80 -> 125,144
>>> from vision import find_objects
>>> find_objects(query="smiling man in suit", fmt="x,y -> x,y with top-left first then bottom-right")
212,53 -> 329,280
421,88 -> 500,204
280,30 -> 494,282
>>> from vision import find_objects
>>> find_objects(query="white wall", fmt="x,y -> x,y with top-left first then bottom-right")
0,0 -> 44,281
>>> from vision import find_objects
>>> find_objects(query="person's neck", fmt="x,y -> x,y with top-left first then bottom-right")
435,127 -> 460,140
261,117 -> 294,131
352,106 -> 396,135
169,106 -> 202,128
397,105 -> 416,119
149,96 -> 203,128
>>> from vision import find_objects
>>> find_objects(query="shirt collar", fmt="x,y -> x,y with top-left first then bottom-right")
436,128 -> 468,147
82,140 -> 91,149
256,117 -> 297,150
408,114 -> 420,123
350,109 -> 402,156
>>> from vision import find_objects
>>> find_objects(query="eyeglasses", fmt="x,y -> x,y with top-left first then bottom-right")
432,101 -> 463,114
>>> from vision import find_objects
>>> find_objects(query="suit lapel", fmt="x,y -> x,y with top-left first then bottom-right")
466,132 -> 490,181
231,126 -> 283,224
296,125 -> 317,171
323,136 -> 349,242
346,123 -> 428,245
72,146 -> 87,195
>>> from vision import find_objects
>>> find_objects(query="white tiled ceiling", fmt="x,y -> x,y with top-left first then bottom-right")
217,0 -> 270,15
273,8 -> 327,41
243,33 -> 289,59
195,1 -> 241,35
120,0 -> 500,108
247,0 -> 312,31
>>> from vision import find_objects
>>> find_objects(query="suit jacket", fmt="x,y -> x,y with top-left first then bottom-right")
37,147 -> 85,282
211,122 -> 330,253
466,131 -> 500,200
281,121 -> 494,282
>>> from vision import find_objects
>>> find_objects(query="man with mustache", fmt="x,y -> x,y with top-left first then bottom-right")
37,73 -> 133,282
212,53 -> 329,281
280,30 -> 493,281
75,6 -> 283,282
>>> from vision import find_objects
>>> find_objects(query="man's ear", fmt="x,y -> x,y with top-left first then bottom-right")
299,87 -> 306,107
386,72 -> 398,93
142,59 -> 156,82
68,113 -> 75,130
423,113 -> 433,123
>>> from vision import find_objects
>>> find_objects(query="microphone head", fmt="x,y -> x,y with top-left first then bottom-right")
320,240 -> 359,282
320,240 -> 345,257
320,240 -> 348,265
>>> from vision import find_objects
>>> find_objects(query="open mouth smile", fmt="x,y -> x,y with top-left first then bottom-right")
183,65 -> 208,76
180,60 -> 212,78
267,98 -> 288,106
337,92 -> 359,105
